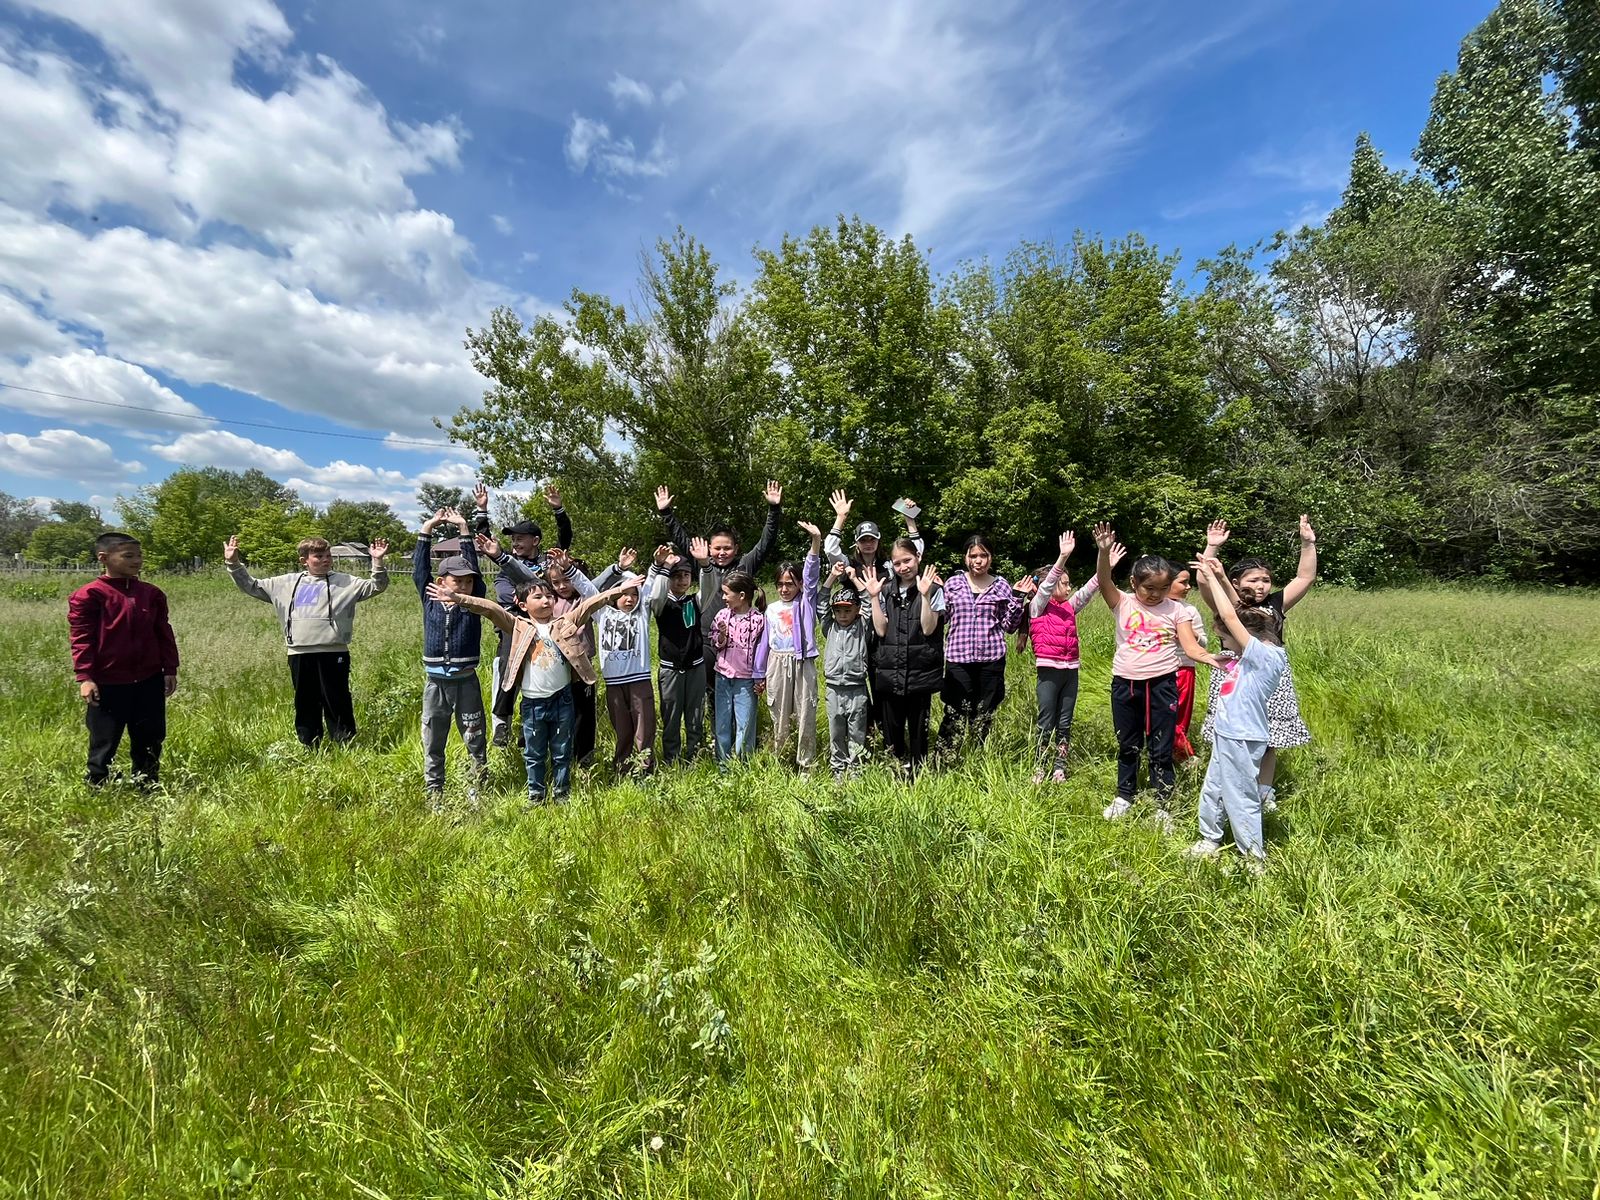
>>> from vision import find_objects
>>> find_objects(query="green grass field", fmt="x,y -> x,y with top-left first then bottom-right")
2,571 -> 1597,1198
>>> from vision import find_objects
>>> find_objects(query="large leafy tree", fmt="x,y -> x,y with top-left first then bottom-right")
121,468 -> 295,567
25,500 -> 102,565
0,492 -> 48,557
322,500 -> 412,551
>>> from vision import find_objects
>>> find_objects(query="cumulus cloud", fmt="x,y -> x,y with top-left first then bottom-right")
1,350 -> 208,433
490,213 -> 514,236
0,291 -> 72,358
2,428 -> 139,478
565,115 -> 674,179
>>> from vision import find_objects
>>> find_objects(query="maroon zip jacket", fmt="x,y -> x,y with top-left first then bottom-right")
68,576 -> 180,684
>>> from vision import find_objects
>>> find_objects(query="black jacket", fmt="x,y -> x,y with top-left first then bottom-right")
661,501 -> 781,635
874,584 -> 944,695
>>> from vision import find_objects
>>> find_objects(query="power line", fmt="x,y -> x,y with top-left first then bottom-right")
0,381 -> 460,450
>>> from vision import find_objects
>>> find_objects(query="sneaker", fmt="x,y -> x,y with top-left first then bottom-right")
1242,855 -> 1267,877
1260,786 -> 1279,814
425,790 -> 445,813
1031,768 -> 1047,785
1050,768 -> 1067,784
1153,808 -> 1176,835
1103,797 -> 1133,821
1185,838 -> 1223,859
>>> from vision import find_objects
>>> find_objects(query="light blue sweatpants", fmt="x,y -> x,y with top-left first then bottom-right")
1199,735 -> 1267,857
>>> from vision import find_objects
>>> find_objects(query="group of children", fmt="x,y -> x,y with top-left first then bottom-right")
66,482 -> 1319,864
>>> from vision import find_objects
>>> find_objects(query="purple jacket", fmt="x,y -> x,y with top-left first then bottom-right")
769,552 -> 823,661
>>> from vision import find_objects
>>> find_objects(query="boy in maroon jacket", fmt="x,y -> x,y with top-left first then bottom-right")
67,532 -> 179,787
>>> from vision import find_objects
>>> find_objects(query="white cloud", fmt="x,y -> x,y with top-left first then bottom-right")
0,291 -> 72,357
607,73 -> 654,107
1,349 -> 207,432
2,428 -> 139,478
490,213 -> 514,236
565,115 -> 674,179
660,79 -> 686,106
150,428 -> 308,474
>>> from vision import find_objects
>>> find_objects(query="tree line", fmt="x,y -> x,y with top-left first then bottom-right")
448,0 -> 1598,585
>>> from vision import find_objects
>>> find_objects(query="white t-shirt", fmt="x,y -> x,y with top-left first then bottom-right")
766,598 -> 797,653
520,621 -> 572,699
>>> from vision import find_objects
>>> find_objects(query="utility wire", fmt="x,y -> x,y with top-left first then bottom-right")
0,381 -> 458,450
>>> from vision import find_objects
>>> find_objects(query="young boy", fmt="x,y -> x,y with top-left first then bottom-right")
649,541 -> 716,766
414,507 -> 487,808
429,574 -> 637,805
821,563 -> 872,779
68,532 -> 179,787
224,532 -> 388,746
1185,558 -> 1290,867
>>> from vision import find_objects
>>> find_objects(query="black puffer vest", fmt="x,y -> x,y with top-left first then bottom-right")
875,584 -> 944,694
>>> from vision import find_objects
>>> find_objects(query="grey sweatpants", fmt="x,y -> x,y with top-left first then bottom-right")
826,681 -> 870,776
658,662 -> 706,765
422,674 -> 488,792
1198,734 -> 1267,857
766,649 -> 819,768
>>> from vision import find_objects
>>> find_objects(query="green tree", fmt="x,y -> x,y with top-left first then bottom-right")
414,484 -> 474,523
122,468 -> 296,567
25,500 -> 102,565
236,499 -> 322,568
321,500 -> 413,553
0,492 -> 47,557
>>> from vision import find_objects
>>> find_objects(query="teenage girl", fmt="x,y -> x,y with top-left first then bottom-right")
1197,517 -> 1317,810
1093,523 -> 1217,825
939,534 -> 1024,747
1016,531 -> 1124,783
763,522 -> 823,769
592,564 -> 656,777
1165,566 -> 1208,766
710,571 -> 768,765
860,537 -> 944,773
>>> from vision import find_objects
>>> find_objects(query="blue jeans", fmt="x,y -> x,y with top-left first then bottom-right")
522,685 -> 575,801
713,676 -> 757,764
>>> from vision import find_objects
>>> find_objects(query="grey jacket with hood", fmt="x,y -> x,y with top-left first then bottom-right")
228,561 -> 388,655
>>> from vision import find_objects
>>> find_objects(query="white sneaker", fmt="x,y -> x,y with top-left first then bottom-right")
1103,797 -> 1133,821
1260,786 -> 1279,814
1153,808 -> 1176,835
1185,838 -> 1223,859
1242,855 -> 1267,877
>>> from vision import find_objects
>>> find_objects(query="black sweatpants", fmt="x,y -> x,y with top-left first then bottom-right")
1111,671 -> 1179,803
939,658 -> 1007,746
881,689 -> 935,772
289,652 -> 356,746
85,673 -> 166,784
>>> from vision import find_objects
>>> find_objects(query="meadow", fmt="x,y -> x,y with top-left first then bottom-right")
1,570 -> 1597,1198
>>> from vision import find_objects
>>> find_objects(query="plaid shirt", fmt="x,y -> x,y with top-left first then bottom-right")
943,573 -> 1024,663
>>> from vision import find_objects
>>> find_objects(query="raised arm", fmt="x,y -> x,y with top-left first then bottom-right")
1092,523 -> 1121,614
567,577 -> 644,627
917,567 -> 942,636
1282,515 -> 1318,611
414,508 -> 444,598
897,497 -> 923,552
1193,559 -> 1249,652
350,539 -> 391,599
859,571 -> 887,637
743,480 -> 783,572
222,534 -> 272,602
656,485 -> 694,559
436,588 -> 518,636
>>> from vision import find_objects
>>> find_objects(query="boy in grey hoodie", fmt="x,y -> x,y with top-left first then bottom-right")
225,533 -> 389,746
822,563 -> 873,779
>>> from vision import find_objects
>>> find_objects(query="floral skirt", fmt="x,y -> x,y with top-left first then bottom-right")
1200,651 -> 1312,749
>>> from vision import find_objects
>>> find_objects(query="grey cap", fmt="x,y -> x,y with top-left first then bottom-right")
854,520 -> 882,542
436,555 -> 479,577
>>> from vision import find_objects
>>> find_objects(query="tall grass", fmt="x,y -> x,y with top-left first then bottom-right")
1,572 -> 1596,1197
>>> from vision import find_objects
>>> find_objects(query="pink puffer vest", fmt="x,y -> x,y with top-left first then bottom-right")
1029,599 -> 1081,664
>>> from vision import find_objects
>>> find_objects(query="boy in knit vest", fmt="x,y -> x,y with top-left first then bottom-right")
68,532 -> 179,787
649,539 -> 717,766
414,507 -> 488,808
225,532 -> 388,746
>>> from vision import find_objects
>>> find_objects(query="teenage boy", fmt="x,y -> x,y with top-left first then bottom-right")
224,532 -> 389,746
1185,558 -> 1290,868
655,479 -> 783,713
414,507 -> 488,808
821,563 -> 873,779
68,532 -> 179,787
648,539 -> 718,766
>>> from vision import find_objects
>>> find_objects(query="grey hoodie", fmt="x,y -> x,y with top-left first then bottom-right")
228,562 -> 388,655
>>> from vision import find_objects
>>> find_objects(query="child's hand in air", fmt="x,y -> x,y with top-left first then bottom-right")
544,484 -> 563,509
1299,514 -> 1317,543
1092,523 -> 1116,551
917,565 -> 941,596
426,581 -> 462,606
652,544 -> 673,566
1016,575 -> 1038,598
830,490 -> 851,523
764,480 -> 783,506
617,547 -> 638,570
1109,542 -> 1128,570
475,533 -> 501,558
1206,520 -> 1230,549
1058,531 -> 1076,558
473,482 -> 489,510
828,561 -> 846,582
223,534 -> 242,564
655,485 -> 673,512
689,537 -> 710,566
797,519 -> 821,539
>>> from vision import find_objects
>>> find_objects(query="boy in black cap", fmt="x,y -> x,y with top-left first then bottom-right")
415,505 -> 488,809
821,562 -> 873,779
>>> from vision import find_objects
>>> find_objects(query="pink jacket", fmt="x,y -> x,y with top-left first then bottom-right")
1027,571 -> 1100,668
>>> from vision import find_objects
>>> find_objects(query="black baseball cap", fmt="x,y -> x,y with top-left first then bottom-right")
501,520 -> 543,538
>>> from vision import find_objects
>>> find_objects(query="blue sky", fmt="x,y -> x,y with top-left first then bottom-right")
0,0 -> 1495,521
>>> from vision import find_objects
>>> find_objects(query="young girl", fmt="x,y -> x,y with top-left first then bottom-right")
1197,517 -> 1317,810
546,550 -> 599,768
1165,566 -> 1208,766
1092,524 -> 1217,826
593,563 -> 657,777
1017,531 -> 1124,783
939,534 -> 1024,748
763,522 -> 823,769
862,537 -> 944,774
648,539 -> 718,767
710,571 -> 768,765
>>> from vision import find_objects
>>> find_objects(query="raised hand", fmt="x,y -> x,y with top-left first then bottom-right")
652,543 -> 672,566
830,489 -> 851,523
796,519 -> 821,538
617,546 -> 638,570
475,532 -> 501,558
1206,520 -> 1230,549
859,571 -> 883,598
1092,522 -> 1116,551
426,581 -> 462,606
1299,514 -> 1317,543
827,561 -> 846,582
223,534 -> 241,565
369,538 -> 390,560
764,479 -> 783,506
1058,530 -> 1076,558
545,546 -> 570,573
473,482 -> 489,510
917,565 -> 941,596
666,551 -> 682,569
689,536 -> 710,566
1016,574 -> 1039,598
1109,542 -> 1129,570
544,484 -> 564,509
442,507 -> 468,531
655,485 -> 673,513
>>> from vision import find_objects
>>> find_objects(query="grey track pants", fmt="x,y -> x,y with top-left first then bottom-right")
1198,734 -> 1267,857
658,661 -> 706,764
826,682 -> 870,776
422,674 -> 488,792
